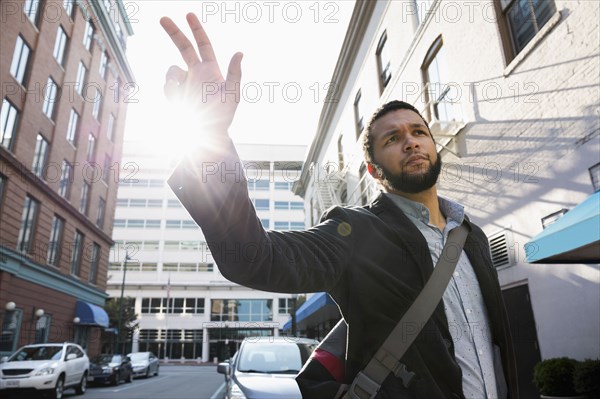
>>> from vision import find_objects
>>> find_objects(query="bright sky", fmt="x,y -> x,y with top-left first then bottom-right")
123,1 -> 354,154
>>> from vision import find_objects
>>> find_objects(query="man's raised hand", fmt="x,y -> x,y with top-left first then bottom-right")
160,13 -> 243,132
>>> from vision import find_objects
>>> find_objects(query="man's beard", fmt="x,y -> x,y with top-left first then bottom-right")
377,154 -> 442,194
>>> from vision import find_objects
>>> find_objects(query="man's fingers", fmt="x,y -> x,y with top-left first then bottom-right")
164,65 -> 187,100
226,52 -> 243,88
186,13 -> 217,63
160,16 -> 200,67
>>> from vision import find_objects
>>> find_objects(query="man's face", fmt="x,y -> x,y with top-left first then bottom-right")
368,109 -> 441,194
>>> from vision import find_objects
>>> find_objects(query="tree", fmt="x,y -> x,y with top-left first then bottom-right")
101,297 -> 138,354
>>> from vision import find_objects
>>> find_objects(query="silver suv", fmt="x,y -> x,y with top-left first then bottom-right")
0,342 -> 89,399
218,337 -> 318,399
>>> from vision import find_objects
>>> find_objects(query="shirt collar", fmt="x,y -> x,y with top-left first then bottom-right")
384,192 -> 465,225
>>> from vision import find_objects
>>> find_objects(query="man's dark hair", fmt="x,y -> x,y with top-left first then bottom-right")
362,100 -> 432,166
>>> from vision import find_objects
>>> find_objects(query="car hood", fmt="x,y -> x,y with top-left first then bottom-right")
1,360 -> 59,370
234,373 -> 300,399
91,361 -> 119,367
131,361 -> 149,367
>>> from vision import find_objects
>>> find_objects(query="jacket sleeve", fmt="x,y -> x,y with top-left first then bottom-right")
167,135 -> 352,294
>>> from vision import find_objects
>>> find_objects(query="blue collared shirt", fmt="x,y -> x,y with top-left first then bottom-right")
385,193 -> 498,399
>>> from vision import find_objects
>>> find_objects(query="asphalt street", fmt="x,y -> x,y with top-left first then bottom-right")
65,365 -> 225,399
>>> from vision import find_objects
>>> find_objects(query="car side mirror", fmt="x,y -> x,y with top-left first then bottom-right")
0,356 -> 8,363
217,362 -> 230,375
66,353 -> 77,361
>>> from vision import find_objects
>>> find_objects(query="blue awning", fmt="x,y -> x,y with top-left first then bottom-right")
525,191 -> 600,264
295,293 -> 336,323
75,301 -> 109,327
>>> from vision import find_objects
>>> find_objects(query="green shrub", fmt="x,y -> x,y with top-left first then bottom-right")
574,359 -> 600,399
533,357 -> 578,396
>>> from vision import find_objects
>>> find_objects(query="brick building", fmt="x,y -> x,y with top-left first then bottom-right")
294,1 -> 599,396
0,0 -> 135,356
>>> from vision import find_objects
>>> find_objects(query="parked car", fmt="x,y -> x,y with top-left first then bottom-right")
217,337 -> 318,399
0,342 -> 89,399
88,354 -> 133,386
127,351 -> 159,378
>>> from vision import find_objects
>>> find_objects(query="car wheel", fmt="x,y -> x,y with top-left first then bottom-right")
75,372 -> 87,395
154,365 -> 159,376
51,376 -> 65,399
127,371 -> 133,383
145,367 -> 150,378
111,373 -> 120,386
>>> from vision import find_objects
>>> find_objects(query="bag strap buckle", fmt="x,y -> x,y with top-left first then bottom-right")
391,362 -> 416,388
346,371 -> 380,399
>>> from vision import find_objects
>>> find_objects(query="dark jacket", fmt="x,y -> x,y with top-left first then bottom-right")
167,137 -> 518,398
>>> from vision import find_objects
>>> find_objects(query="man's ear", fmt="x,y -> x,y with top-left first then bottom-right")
367,163 -> 381,180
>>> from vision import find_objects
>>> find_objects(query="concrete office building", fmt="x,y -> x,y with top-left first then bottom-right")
293,1 -> 599,396
0,0 -> 135,356
107,142 -> 306,362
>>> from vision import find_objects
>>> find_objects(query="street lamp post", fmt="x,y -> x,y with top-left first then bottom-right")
290,294 -> 298,337
115,252 -> 131,354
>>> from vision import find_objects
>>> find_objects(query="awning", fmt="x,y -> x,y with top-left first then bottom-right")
75,301 -> 109,327
283,292 -> 340,331
525,191 -> 600,264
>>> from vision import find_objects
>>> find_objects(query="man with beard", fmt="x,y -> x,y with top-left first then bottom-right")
161,13 -> 517,399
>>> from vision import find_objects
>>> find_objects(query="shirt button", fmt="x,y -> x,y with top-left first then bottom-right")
466,309 -> 472,314
478,350 -> 483,355
453,271 -> 459,277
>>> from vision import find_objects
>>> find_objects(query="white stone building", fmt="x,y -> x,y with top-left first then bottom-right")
108,142 -> 306,362
294,1 -> 599,396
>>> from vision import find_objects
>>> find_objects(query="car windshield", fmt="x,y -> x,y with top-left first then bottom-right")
10,346 -> 63,361
238,342 -> 306,373
92,355 -> 121,364
128,353 -> 148,361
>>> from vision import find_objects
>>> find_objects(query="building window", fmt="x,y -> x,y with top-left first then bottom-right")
92,90 -> 102,119
53,27 -> 68,67
376,30 -> 391,92
58,160 -> 73,199
0,174 -> 5,209
248,179 -> 269,190
167,199 -> 181,207
102,154 -> 111,183
254,199 -> 269,210
70,231 -> 84,275
498,0 -> 557,61
210,299 -> 273,322
34,315 -> 51,343
11,35 -> 31,85
96,197 -> 105,228
32,134 -> 50,178
99,51 -> 109,79
47,215 -> 64,266
86,133 -> 96,162
89,243 -> 100,283
106,113 -> 115,141
83,21 -> 94,51
354,90 -> 364,139
260,219 -> 269,228
66,109 -> 79,145
42,78 -> 59,120
1,98 -> 20,150
75,62 -> 87,96
23,0 -> 40,26
589,162 -> 600,192
278,298 -> 291,314
274,182 -> 292,190
421,35 -> 459,124
413,0 -> 434,24
63,0 -> 75,18
17,195 -> 39,253
79,182 -> 90,214
0,308 -> 23,355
